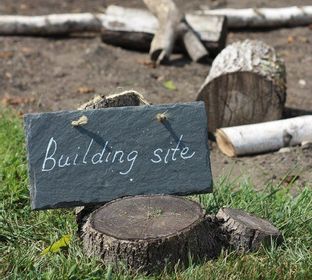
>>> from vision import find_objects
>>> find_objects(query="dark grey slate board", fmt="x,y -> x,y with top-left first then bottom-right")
24,102 -> 212,210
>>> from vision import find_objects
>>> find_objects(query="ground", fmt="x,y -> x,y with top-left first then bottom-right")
0,0 -> 311,189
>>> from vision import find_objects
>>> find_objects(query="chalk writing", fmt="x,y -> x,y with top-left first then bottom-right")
42,137 -> 139,175
42,134 -> 195,175
150,135 -> 195,164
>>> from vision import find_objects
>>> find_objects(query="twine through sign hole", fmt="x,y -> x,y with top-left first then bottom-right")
156,111 -> 169,123
71,115 -> 88,127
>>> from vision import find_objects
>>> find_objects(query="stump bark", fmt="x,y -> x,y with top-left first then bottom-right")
197,39 -> 286,132
216,208 -> 282,252
82,195 -> 222,273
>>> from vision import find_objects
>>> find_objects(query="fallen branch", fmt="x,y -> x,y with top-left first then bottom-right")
216,116 -> 312,157
197,6 -> 312,28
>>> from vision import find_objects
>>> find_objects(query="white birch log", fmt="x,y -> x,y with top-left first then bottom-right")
197,6 -> 312,28
143,0 -> 182,63
180,19 -> 209,62
216,116 -> 312,157
0,13 -> 105,35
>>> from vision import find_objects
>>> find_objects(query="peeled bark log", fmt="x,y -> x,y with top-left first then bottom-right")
82,195 -> 222,273
197,6 -> 312,29
102,5 -> 226,57
216,208 -> 282,252
143,0 -> 181,63
216,116 -> 312,157
197,39 -> 286,132
180,20 -> 209,63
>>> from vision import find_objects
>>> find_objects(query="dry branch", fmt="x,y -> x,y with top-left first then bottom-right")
216,116 -> 312,157
197,6 -> 312,28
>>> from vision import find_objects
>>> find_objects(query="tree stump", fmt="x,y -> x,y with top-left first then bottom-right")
82,195 -> 222,273
216,208 -> 282,252
197,39 -> 286,132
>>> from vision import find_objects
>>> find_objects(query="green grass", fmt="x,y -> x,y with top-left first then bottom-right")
0,108 -> 311,280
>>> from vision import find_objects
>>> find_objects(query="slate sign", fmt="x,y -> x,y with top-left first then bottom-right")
24,102 -> 212,210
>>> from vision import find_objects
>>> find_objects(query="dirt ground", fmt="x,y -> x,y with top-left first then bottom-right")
0,0 -> 311,190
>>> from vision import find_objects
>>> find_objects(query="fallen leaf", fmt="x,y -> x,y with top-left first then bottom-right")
282,175 -> 299,185
287,36 -> 294,44
298,36 -> 309,43
5,72 -> 12,79
77,86 -> 95,94
163,80 -> 177,91
1,95 -> 35,106
41,234 -> 71,255
0,51 -> 14,59
21,47 -> 33,56
137,59 -> 156,68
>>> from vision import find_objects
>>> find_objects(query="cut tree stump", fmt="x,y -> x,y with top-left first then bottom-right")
197,39 -> 286,132
216,208 -> 282,252
82,195 -> 222,273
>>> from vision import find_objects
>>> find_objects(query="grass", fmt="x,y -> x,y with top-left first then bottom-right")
0,107 -> 311,280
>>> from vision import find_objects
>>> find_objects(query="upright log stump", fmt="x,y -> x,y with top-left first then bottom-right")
82,195 -> 221,273
197,39 -> 286,132
216,208 -> 283,252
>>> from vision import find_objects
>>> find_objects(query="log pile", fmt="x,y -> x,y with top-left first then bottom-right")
0,4 -> 228,61
101,5 -> 227,61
